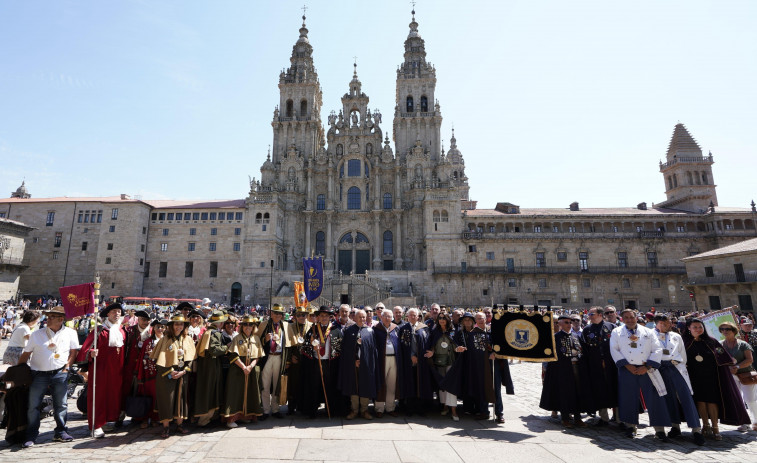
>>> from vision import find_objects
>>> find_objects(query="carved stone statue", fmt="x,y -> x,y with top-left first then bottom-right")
351,111 -> 359,126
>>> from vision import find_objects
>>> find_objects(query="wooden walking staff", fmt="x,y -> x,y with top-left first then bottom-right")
242,335 -> 252,417
91,274 -> 100,438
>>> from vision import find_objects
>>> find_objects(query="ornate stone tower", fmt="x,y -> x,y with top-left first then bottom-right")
658,123 -> 717,213
10,181 -> 31,199
393,9 -> 442,163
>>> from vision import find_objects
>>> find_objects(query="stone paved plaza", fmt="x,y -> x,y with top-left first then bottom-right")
2,356 -> 756,463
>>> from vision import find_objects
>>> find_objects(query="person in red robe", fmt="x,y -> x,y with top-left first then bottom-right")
120,310 -> 152,425
76,302 -> 127,438
137,318 -> 167,427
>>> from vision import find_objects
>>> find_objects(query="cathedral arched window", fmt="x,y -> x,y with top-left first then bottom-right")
356,232 -> 369,243
285,99 -> 293,118
255,213 -> 262,224
383,193 -> 392,210
347,187 -> 361,210
673,174 -> 678,187
383,230 -> 393,255
453,171 -> 458,179
317,194 -> 325,211
315,231 -> 325,255
340,233 -> 353,244
348,159 -> 360,177
702,172 -> 709,185
366,143 -> 373,155
420,95 -> 428,112
406,96 -> 414,113
667,176 -> 673,190
433,210 -> 441,223
686,171 -> 693,185
263,212 -> 270,224
441,210 -> 449,222
300,100 -> 307,117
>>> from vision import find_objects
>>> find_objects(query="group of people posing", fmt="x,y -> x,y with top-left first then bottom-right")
541,305 -> 757,446
5,300 -> 514,447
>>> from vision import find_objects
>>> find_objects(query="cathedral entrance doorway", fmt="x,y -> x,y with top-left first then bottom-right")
230,282 -> 242,305
337,231 -> 371,274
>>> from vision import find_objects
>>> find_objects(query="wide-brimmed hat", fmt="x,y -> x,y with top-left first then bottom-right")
270,304 -> 286,314
188,308 -> 206,320
315,305 -> 334,316
295,305 -> 310,314
209,310 -> 228,324
151,318 -> 168,327
134,310 -> 150,319
461,312 -> 475,321
239,314 -> 261,325
43,306 -> 67,318
176,302 -> 195,312
99,302 -> 123,320
168,313 -> 187,324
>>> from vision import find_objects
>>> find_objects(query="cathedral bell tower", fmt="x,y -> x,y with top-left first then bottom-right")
393,9 -> 442,163
658,123 -> 717,213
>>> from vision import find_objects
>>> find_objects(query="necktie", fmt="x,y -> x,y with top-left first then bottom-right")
271,323 -> 278,352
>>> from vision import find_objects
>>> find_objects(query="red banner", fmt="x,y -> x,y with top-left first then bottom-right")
59,282 -> 96,318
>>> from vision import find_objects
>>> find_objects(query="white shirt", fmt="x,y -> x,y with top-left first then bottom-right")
7,323 -> 32,348
23,326 -> 80,371
655,329 -> 687,364
610,324 -> 662,368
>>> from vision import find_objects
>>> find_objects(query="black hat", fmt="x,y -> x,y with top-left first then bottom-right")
558,314 -> 572,321
315,305 -> 334,316
134,310 -> 150,319
188,308 -> 206,320
99,302 -> 123,320
176,302 -> 195,312
150,318 -> 168,327
461,312 -> 475,321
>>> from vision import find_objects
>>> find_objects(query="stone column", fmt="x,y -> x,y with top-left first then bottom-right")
373,213 -> 381,270
394,211 -> 403,269
325,212 -> 334,270
305,214 -> 312,257
306,167 -> 313,210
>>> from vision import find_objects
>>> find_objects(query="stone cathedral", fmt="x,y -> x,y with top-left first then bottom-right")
2,10 -> 755,312
247,11 -> 468,276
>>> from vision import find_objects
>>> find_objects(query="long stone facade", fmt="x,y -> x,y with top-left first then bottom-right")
1,11 -> 756,311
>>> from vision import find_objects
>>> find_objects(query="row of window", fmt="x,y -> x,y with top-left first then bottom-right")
311,231 -> 395,256
161,227 -> 241,237
159,242 -> 241,252
500,276 -> 664,290
151,211 -> 243,221
466,250 -> 660,268
472,224 -> 673,234
315,192 -> 394,211
405,95 -> 429,113
77,210 -> 103,223
145,261 -> 219,278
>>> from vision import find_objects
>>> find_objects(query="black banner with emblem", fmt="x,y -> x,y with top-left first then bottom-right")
490,310 -> 557,362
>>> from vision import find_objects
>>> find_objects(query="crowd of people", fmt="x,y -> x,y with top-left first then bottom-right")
1,300 -> 756,451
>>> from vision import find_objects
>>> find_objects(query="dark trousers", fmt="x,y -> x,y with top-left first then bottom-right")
617,367 -> 671,426
26,369 -> 69,441
659,362 -> 701,429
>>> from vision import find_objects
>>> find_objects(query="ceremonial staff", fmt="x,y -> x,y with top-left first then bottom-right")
315,324 -> 331,419
91,274 -> 100,439
242,334 -> 252,417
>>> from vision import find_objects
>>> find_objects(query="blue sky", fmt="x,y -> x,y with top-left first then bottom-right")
1,0 -> 755,209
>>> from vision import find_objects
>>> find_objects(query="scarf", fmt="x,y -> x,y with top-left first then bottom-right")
187,324 -> 202,339
139,324 -> 151,342
103,318 -> 124,348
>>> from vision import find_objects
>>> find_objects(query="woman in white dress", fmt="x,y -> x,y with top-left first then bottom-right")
2,310 -> 40,366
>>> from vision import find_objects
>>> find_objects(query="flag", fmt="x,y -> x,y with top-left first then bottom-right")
294,281 -> 308,308
59,282 -> 96,318
303,257 -> 323,301
490,310 -> 557,361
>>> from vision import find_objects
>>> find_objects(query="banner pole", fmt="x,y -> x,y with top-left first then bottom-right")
91,275 -> 100,438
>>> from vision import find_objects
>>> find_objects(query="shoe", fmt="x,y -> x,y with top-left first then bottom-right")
624,427 -> 636,438
387,411 -> 398,417
101,422 -> 115,432
475,413 -> 490,421
655,431 -> 671,443
259,414 -> 269,421
161,428 -> 170,438
22,441 -> 34,448
712,427 -> 722,441
667,427 -> 682,438
452,415 -> 460,422
441,407 -> 449,416
562,420 -> 575,429
226,421 -> 238,428
54,432 -> 74,442
346,411 -> 358,420
361,411 -> 373,420
495,415 -> 505,424
375,412 -> 384,418
94,428 -> 105,439
702,426 -> 713,437
693,432 -> 705,446
738,424 -> 751,432
272,412 -> 284,419
574,419 -> 587,428
176,425 -> 189,435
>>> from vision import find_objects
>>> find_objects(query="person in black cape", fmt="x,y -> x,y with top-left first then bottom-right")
339,309 -> 380,419
299,307 -> 343,418
397,307 -> 435,416
540,314 -> 594,428
579,306 -> 618,426
457,312 -> 495,420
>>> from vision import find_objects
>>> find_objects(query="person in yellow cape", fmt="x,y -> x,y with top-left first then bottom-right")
150,313 -> 196,438
284,305 -> 314,414
222,314 -> 265,427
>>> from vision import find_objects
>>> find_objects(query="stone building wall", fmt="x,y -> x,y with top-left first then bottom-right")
0,218 -> 34,301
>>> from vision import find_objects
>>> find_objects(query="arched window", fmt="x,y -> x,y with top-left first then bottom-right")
315,231 -> 325,255
340,233 -> 353,244
317,194 -> 326,211
356,232 -> 369,243
673,174 -> 678,187
453,171 -> 458,179
433,210 -> 441,223
348,159 -> 360,176
336,144 -> 343,156
286,99 -> 293,118
383,193 -> 392,209
441,210 -> 449,222
406,96 -> 414,112
366,143 -> 373,155
686,171 -> 693,185
383,230 -> 393,255
702,172 -> 708,185
667,176 -> 673,190
347,187 -> 361,210
300,100 -> 307,117
420,95 -> 428,112
263,212 -> 270,223
255,213 -> 262,224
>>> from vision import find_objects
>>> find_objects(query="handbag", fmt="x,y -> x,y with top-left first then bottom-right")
737,370 -> 757,385
278,373 -> 288,406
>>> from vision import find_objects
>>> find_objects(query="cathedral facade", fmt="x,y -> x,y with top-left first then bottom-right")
2,12 -> 756,311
